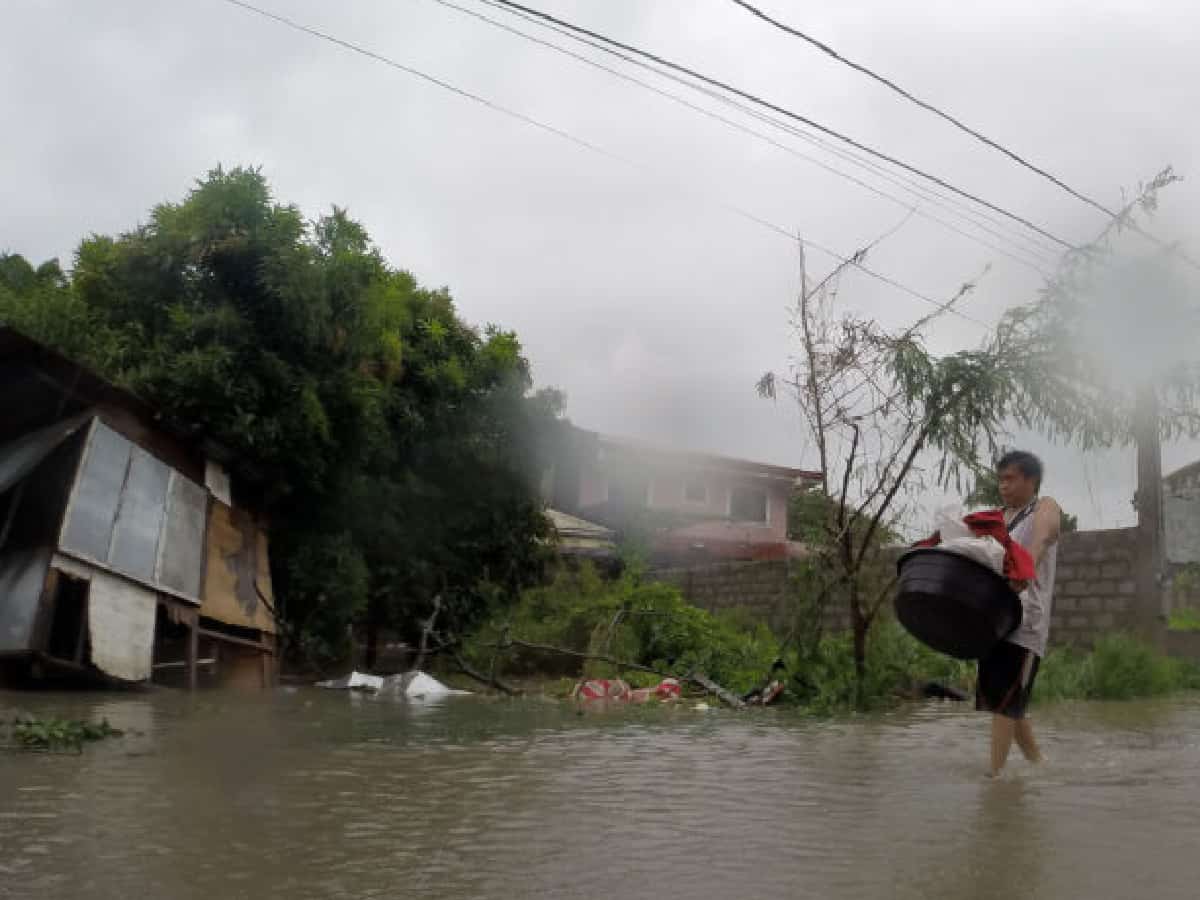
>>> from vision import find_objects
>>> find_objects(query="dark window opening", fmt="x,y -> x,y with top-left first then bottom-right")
684,476 -> 708,503
46,572 -> 89,663
730,487 -> 768,523
608,475 -> 650,508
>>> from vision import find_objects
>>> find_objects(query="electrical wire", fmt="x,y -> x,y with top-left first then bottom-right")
485,0 -> 1078,252
219,0 -> 992,328
426,0 -> 1056,275
726,0 -> 1115,217
728,0 -> 1200,272
474,0 -> 1065,265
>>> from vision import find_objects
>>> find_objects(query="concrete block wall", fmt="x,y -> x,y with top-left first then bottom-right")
651,527 -> 1148,649
1049,528 -> 1140,646
649,560 -> 851,634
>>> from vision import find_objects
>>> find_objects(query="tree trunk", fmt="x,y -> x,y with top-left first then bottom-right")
1134,382 -> 1166,646
850,583 -> 867,703
852,614 -> 867,683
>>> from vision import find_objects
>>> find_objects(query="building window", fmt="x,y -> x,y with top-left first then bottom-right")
608,475 -> 650,508
729,486 -> 768,523
684,476 -> 708,504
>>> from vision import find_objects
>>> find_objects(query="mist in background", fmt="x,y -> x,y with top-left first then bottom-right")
3,0 -> 1198,528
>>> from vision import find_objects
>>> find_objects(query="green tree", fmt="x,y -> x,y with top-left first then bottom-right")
2,166 -> 560,662
994,168 -> 1200,453
759,171 -> 1183,698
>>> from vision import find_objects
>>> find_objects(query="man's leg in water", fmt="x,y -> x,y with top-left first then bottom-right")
1014,718 -> 1044,763
990,714 -> 1016,776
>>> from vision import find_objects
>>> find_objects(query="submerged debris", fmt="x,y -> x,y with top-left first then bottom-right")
315,670 -> 470,700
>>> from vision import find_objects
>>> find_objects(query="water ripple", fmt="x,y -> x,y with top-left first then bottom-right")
2,691 -> 1200,899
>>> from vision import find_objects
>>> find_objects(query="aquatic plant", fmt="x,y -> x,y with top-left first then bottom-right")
9,717 -> 123,753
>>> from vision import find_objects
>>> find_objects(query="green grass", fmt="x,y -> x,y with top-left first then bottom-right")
1168,606 -> 1200,632
1037,633 -> 1200,702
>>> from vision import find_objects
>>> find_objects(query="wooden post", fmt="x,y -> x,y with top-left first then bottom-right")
187,615 -> 199,691
1134,383 -> 1166,644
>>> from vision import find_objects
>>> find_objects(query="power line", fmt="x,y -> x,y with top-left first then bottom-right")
426,0 -> 1055,275
474,0 -> 1064,266
486,0 -> 1078,252
730,0 -> 1200,273
219,0 -> 991,329
724,3 -> 1200,270
726,0 -> 1118,219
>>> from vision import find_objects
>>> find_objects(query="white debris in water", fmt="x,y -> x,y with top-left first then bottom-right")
398,671 -> 469,700
316,670 -> 470,700
315,671 -> 384,691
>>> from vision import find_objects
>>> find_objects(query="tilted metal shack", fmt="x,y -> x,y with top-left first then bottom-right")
0,326 -> 277,688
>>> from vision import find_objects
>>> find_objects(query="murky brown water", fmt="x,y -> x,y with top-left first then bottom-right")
2,688 -> 1199,900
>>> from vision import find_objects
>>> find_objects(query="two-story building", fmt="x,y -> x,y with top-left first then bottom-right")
544,427 -> 818,565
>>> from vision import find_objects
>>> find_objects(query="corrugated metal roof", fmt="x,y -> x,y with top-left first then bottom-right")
545,508 -> 616,557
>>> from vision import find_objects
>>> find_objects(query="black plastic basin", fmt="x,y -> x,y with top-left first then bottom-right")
894,548 -> 1022,660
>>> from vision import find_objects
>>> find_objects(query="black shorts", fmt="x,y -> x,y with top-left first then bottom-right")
976,641 -> 1040,720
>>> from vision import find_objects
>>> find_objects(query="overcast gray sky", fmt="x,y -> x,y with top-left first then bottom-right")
3,0 -> 1198,528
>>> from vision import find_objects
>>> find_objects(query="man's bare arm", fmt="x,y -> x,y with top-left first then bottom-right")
1027,496 -> 1062,569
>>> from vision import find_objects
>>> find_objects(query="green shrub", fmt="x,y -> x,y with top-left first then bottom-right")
1037,633 -> 1200,701
467,570 -> 1200,712
1090,633 -> 1174,699
1035,646 -> 1094,701
463,563 -> 782,694
1168,606 -> 1200,632
789,619 -> 975,714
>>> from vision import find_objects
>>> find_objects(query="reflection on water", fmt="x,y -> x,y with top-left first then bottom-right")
2,689 -> 1199,899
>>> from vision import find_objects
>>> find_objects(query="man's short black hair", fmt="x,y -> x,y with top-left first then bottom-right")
996,450 -> 1043,490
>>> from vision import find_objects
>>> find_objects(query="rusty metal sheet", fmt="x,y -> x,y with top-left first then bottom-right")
201,501 -> 277,634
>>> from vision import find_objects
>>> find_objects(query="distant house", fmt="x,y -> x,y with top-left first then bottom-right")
543,427 -> 818,565
0,326 -> 277,689
1165,460 -> 1200,565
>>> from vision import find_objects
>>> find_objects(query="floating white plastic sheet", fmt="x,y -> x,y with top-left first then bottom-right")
316,670 -> 470,699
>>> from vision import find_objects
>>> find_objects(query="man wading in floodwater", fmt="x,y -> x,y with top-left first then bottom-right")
978,451 -> 1061,777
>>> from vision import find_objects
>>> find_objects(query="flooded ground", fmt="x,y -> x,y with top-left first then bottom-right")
2,688 -> 1198,900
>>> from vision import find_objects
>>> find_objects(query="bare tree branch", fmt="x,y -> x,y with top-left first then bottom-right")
412,595 -> 442,671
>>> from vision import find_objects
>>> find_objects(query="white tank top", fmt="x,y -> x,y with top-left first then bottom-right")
1005,499 -> 1056,657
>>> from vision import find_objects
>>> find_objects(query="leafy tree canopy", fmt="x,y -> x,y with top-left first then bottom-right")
1,166 -> 563,660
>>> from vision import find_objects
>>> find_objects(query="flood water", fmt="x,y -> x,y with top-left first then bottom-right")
2,688 -> 1198,900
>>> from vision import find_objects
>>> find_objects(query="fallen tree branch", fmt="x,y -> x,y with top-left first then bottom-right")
687,672 -> 747,710
450,649 -> 521,696
412,595 -> 442,672
487,637 -> 746,709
